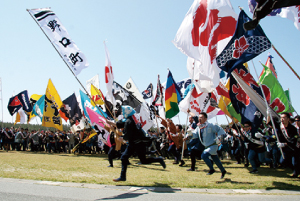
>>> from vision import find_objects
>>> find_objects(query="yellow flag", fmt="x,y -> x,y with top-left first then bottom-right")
14,112 -> 21,125
81,132 -> 98,144
90,84 -> 104,106
218,79 -> 239,123
42,79 -> 63,130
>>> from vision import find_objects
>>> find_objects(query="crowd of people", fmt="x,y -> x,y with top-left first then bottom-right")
1,109 -> 300,181
0,127 -> 100,154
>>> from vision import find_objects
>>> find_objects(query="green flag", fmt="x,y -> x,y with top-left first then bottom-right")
259,64 -> 294,114
284,90 -> 290,102
227,102 -> 241,123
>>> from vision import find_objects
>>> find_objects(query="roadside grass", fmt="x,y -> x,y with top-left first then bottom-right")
0,151 -> 299,190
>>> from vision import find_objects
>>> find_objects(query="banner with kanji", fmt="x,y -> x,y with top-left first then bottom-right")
28,8 -> 89,76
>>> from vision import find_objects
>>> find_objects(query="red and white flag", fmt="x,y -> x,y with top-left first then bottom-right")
179,87 -> 220,120
173,0 -> 237,92
104,42 -> 116,107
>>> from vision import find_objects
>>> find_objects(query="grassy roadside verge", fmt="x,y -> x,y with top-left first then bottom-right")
0,151 -> 299,190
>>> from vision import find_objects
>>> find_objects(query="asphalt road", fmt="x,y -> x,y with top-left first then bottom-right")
0,178 -> 299,201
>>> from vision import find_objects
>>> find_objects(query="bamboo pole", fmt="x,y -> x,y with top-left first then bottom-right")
272,45 -> 300,81
252,60 -> 284,158
27,9 -> 108,122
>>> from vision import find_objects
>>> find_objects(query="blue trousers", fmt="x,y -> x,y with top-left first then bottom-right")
201,151 -> 225,172
248,149 -> 271,170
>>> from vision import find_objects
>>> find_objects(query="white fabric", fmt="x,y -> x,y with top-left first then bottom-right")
187,56 -> 220,93
104,42 -> 116,107
86,75 -> 100,96
179,87 -> 220,120
123,77 -> 144,103
173,0 -> 237,92
173,0 -> 237,60
135,102 -> 154,131
28,8 -> 89,76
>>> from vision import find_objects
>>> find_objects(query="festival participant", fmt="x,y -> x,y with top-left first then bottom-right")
183,110 -> 204,171
184,126 -> 205,171
294,115 -> 300,134
270,112 -> 300,178
30,129 -> 41,152
48,131 -> 56,153
22,128 -> 29,151
158,127 -> 169,159
10,127 -> 16,151
156,115 -> 185,166
230,125 -> 244,165
103,123 -> 123,167
67,130 -> 76,154
2,127 -> 13,151
14,128 -> 24,151
241,122 -> 272,174
193,112 -> 227,179
264,124 -> 279,168
113,106 -> 166,182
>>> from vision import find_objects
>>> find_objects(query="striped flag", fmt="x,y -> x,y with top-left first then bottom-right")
165,70 -> 182,119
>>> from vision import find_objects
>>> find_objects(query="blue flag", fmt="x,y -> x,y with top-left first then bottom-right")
80,90 -> 107,121
216,10 -> 271,75
7,90 -> 32,115
142,83 -> 153,100
229,64 -> 263,130
176,78 -> 192,99
32,95 -> 45,121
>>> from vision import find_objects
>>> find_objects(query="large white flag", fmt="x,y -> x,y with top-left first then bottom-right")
173,0 -> 237,92
187,56 -> 221,93
28,8 -> 89,76
179,87 -> 220,120
104,42 -> 116,107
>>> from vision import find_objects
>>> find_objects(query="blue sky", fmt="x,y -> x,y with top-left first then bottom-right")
1,0 -> 300,126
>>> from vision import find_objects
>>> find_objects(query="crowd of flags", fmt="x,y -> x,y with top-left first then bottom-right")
7,1 -> 299,142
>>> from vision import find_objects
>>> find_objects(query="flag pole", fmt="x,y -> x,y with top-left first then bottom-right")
91,84 -> 115,119
27,9 -> 107,121
220,95 -> 243,136
181,60 -> 195,160
272,45 -> 300,81
251,60 -> 284,158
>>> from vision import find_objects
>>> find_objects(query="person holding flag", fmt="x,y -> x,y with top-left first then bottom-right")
241,121 -> 272,174
112,105 -> 166,182
268,112 -> 300,178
